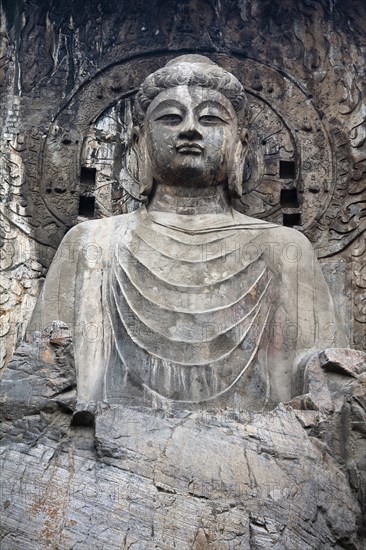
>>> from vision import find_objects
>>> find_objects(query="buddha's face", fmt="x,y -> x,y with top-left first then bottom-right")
143,85 -> 240,188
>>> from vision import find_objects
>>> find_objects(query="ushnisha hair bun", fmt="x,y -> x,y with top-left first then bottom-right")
134,54 -> 247,126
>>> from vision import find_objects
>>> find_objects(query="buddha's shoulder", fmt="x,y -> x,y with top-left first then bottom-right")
259,222 -> 313,248
60,211 -> 138,245
232,211 -> 315,255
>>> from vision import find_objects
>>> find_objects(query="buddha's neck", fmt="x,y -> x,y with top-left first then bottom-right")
147,183 -> 232,216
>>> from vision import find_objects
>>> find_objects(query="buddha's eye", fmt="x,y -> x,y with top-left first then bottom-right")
155,114 -> 182,125
199,115 -> 225,124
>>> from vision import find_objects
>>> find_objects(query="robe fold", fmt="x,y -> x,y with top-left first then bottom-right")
29,207 -> 347,410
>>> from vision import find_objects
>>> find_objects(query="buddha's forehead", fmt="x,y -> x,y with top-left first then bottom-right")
146,85 -> 237,118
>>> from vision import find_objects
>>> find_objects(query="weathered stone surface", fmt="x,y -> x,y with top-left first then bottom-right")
0,321 -> 76,421
27,56 -> 347,412
1,332 -> 365,548
290,348 -> 366,522
1,2 -> 366,547
1,1 -> 365,369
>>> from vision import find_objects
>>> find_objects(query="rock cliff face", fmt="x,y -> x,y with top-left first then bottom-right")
1,0 -> 365,368
1,326 -> 365,548
1,1 -> 366,548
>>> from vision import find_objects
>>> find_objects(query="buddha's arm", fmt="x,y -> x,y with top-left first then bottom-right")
293,231 -> 348,356
27,224 -> 85,337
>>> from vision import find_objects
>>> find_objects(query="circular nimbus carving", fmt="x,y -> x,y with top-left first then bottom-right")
39,53 -> 335,241
222,57 -> 334,232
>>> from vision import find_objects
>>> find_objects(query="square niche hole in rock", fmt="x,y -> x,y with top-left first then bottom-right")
79,196 -> 95,217
279,160 -> 296,179
280,188 -> 299,208
80,167 -> 96,186
283,213 -> 301,227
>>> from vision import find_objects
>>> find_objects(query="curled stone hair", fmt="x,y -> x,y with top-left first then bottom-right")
134,55 -> 247,127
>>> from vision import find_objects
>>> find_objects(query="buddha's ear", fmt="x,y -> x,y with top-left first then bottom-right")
133,126 -> 153,197
228,128 -> 248,199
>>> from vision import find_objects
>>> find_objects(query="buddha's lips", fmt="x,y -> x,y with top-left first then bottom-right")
176,143 -> 204,154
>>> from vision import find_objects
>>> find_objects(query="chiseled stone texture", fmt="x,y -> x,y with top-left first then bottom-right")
1,328 -> 365,549
1,0 -> 366,370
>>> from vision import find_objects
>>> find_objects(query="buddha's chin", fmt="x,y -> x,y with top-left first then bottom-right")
154,165 -> 223,188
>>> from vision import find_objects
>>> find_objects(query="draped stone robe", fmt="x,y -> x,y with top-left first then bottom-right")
29,207 -> 347,411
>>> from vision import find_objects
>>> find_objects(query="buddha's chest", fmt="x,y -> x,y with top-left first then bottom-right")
106,217 -> 279,404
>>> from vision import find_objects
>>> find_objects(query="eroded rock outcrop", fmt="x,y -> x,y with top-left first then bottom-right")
1,327 -> 365,549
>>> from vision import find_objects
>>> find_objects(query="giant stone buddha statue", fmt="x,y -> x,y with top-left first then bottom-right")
29,55 -> 347,411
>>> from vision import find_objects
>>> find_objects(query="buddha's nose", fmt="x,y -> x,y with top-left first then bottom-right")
178,115 -> 202,140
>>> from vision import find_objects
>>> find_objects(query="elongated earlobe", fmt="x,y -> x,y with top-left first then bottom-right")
228,141 -> 245,198
228,129 -> 248,199
139,155 -> 153,197
135,130 -> 153,197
